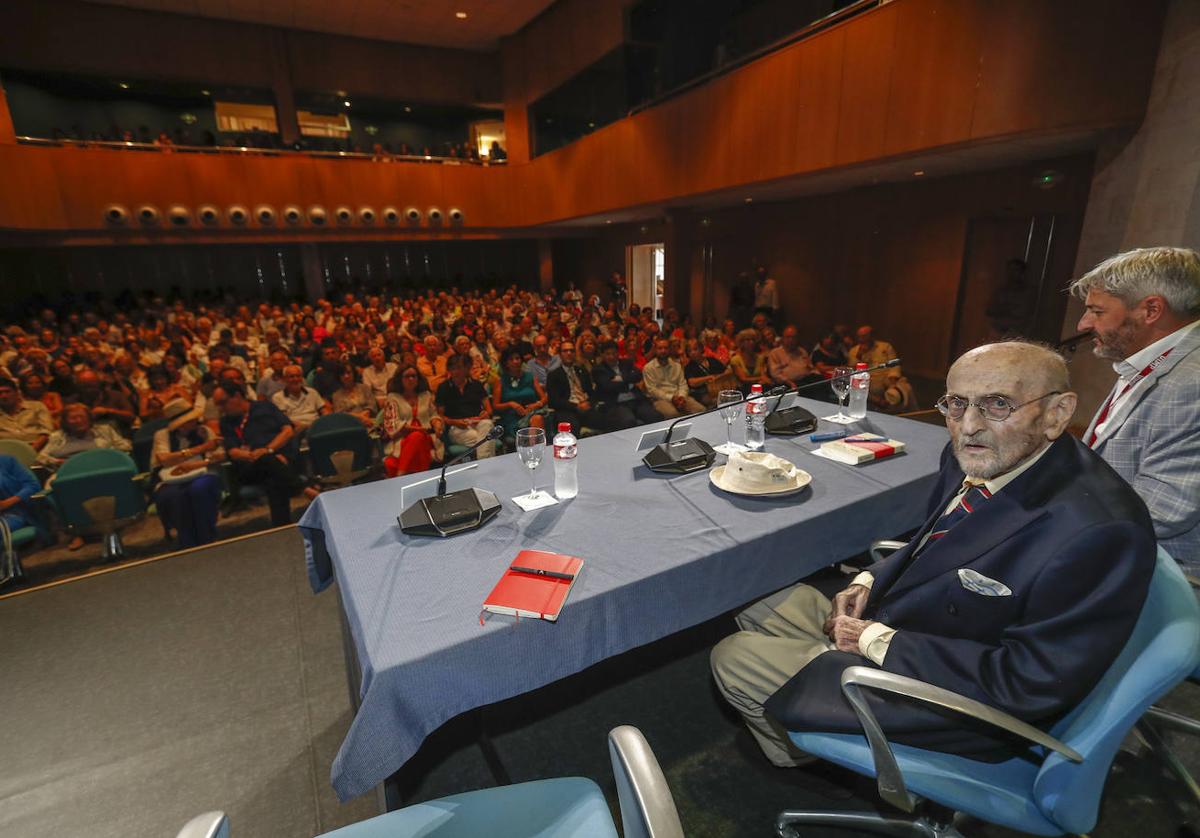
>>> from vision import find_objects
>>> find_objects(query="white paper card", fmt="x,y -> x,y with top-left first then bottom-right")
636,423 -> 691,451
399,463 -> 479,508
511,491 -> 560,511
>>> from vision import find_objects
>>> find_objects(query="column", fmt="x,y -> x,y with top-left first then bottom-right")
269,31 -> 301,147
301,243 -> 326,302
0,72 -> 17,144
663,211 -> 694,320
537,238 -> 554,293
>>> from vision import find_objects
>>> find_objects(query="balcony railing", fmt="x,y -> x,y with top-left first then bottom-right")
14,136 -> 506,166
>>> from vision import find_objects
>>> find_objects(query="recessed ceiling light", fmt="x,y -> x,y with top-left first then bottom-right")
404,106 -> 412,113
118,82 -> 129,89
344,100 -> 352,107
200,89 -> 210,96
336,90 -> 347,97
605,220 -> 612,224
455,11 -> 468,19
744,197 -> 753,203
913,170 -> 925,176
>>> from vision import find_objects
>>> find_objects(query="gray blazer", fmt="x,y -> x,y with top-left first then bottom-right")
1083,325 -> 1200,571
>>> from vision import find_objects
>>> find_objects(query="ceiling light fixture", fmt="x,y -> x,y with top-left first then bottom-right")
404,106 -> 412,113
913,170 -> 925,176
344,100 -> 352,107
118,82 -> 129,89
744,197 -> 753,203
455,11 -> 468,19
200,89 -> 210,96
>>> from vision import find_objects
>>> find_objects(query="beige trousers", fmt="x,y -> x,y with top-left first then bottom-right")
710,584 -> 836,766
651,396 -> 706,418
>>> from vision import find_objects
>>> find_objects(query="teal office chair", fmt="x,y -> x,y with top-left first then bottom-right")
776,547 -> 1200,837
307,413 -> 375,489
0,438 -> 40,469
175,725 -> 684,838
1136,571 -> 1200,807
0,456 -> 48,586
46,448 -> 146,560
131,418 -> 170,474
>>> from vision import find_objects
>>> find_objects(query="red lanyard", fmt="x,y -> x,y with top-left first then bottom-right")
233,410 -> 249,443
1087,347 -> 1173,447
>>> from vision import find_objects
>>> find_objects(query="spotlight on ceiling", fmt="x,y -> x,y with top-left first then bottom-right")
118,82 -> 129,89
913,170 -> 925,177
455,11 -> 468,19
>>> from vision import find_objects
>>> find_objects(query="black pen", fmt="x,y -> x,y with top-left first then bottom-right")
510,566 -> 575,581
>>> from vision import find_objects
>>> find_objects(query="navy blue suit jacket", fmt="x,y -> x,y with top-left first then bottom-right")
765,434 -> 1155,757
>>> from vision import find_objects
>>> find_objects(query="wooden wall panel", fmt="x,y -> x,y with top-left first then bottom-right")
0,0 -> 1164,236
883,0 -> 984,156
834,3 -> 897,166
0,0 -> 500,104
971,1 -> 1162,138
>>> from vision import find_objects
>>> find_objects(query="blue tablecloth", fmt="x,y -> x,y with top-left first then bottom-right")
300,399 -> 949,800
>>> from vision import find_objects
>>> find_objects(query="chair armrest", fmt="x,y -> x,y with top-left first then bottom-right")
608,725 -> 685,838
868,539 -> 907,564
175,811 -> 229,838
839,665 -> 1082,813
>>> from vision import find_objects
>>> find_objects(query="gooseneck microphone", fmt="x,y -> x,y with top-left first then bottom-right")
399,424 -> 505,538
641,358 -> 902,473
437,424 -> 503,495
765,359 -> 902,436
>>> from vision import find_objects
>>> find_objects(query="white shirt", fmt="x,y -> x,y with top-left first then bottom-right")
1092,319 -> 1200,443
851,442 -> 1054,664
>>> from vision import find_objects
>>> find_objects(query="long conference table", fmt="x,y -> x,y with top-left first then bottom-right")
299,398 -> 950,802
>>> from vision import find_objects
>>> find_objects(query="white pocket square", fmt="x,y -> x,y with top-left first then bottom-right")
957,568 -> 1012,597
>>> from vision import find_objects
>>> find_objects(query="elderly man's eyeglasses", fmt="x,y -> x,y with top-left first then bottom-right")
935,392 -> 1062,422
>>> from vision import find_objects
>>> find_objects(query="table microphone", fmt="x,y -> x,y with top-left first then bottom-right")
399,425 -> 504,537
765,358 -> 902,436
642,385 -> 788,474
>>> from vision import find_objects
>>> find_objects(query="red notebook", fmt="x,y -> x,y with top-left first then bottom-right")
480,549 -> 584,623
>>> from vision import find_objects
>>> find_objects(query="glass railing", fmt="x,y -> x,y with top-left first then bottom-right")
14,136 -> 507,166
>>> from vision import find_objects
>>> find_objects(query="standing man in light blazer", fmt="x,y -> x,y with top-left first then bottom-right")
1072,246 -> 1200,573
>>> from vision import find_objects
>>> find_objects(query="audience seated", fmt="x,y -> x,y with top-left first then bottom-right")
380,365 -> 442,477
767,326 -> 821,391
642,338 -> 705,418
0,281 -> 919,566
271,365 -> 329,435
152,400 -> 223,549
728,329 -> 771,395
847,325 -> 900,405
214,384 -> 305,527
0,377 -> 53,451
492,348 -> 549,441
37,403 -> 131,472
436,354 -> 496,458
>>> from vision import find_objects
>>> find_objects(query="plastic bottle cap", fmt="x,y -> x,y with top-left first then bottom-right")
855,363 -> 868,370
558,422 -> 571,432
750,384 -> 763,393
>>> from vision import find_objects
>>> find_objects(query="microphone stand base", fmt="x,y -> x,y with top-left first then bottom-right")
642,438 -> 717,474
399,487 -> 502,537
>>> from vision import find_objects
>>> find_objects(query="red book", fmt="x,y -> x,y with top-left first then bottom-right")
480,550 -> 584,623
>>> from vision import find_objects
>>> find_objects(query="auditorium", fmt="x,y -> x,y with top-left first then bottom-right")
0,1 -> 1197,836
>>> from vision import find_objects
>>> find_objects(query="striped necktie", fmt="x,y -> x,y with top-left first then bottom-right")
918,482 -> 992,553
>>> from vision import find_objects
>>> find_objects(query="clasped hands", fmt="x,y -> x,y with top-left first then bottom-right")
823,583 -> 874,653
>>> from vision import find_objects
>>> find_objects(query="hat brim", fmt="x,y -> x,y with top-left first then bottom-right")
166,408 -> 204,431
709,464 -> 811,497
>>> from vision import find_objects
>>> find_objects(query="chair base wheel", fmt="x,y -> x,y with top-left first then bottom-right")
776,809 -> 965,838
102,532 -> 126,561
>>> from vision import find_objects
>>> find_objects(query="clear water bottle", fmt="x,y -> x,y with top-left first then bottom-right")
848,362 -> 870,419
744,384 -> 766,450
553,422 -> 578,499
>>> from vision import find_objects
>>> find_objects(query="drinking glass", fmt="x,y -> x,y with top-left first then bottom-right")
823,366 -> 854,423
714,389 -> 746,455
515,427 -> 546,499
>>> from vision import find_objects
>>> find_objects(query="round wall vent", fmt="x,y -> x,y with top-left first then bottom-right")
382,207 -> 400,225
136,205 -> 161,226
448,208 -> 464,225
427,207 -> 444,225
103,204 -> 129,226
404,207 -> 422,225
197,205 -> 221,226
283,205 -> 303,226
167,205 -> 192,227
309,206 -> 328,226
255,205 -> 277,226
227,205 -> 249,226
359,207 -> 376,225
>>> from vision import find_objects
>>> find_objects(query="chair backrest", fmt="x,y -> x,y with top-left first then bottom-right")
0,438 -> 39,468
51,448 -> 145,526
1033,547 -> 1200,834
306,413 -> 372,476
608,725 -> 685,838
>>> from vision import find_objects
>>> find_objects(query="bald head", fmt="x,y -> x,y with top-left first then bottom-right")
945,341 -> 1077,481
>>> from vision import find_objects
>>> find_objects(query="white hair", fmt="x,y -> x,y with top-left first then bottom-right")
1070,246 -> 1200,316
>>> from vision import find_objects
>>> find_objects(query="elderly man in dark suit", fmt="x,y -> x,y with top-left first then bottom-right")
711,341 -> 1155,767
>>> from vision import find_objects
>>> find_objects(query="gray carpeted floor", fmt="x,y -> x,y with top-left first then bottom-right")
1,529 -> 1197,838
